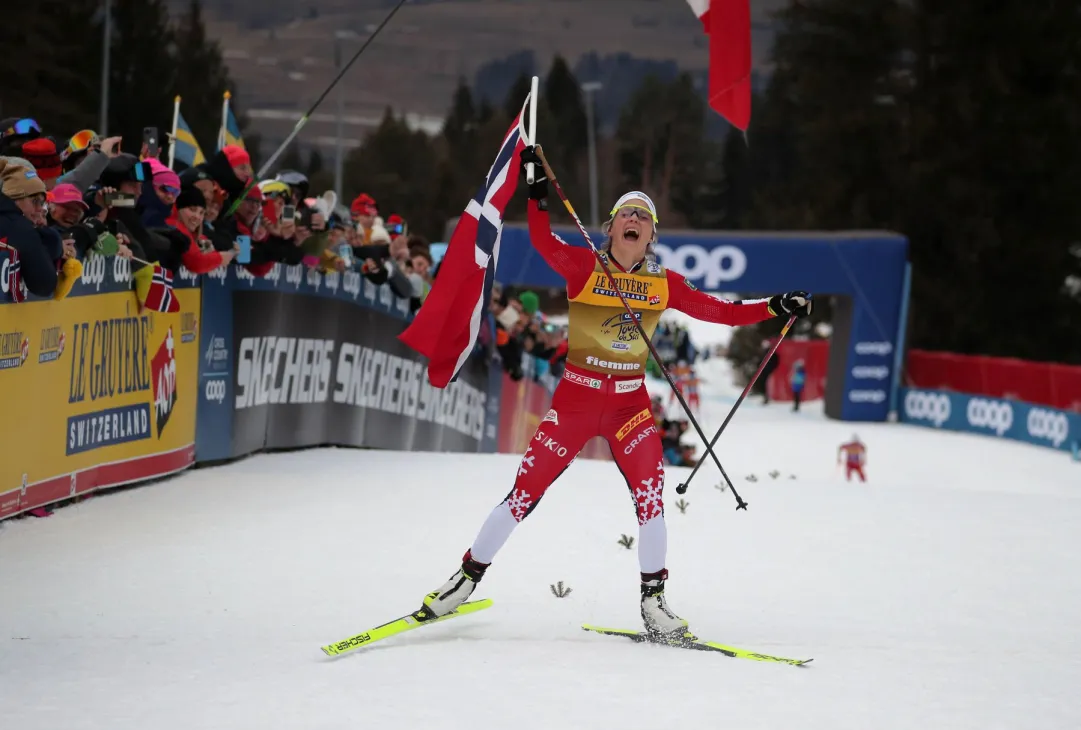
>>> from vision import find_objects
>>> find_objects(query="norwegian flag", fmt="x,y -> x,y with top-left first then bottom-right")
399,100 -> 529,388
687,0 -> 752,131
1,240 -> 26,303
141,262 -> 181,313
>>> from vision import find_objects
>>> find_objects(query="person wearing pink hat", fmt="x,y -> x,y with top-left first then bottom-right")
139,158 -> 182,228
46,183 -> 88,228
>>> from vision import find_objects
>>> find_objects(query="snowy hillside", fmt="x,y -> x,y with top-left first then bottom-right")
2,358 -> 1080,730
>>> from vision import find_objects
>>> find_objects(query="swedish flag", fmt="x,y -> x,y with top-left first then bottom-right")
174,111 -> 206,167
223,104 -> 245,150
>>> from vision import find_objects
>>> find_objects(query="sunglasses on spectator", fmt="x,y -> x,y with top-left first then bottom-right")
1,118 -> 41,139
388,223 -> 404,235
61,129 -> 101,161
157,185 -> 180,196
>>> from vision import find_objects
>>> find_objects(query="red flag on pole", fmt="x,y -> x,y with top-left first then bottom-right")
687,0 -> 752,131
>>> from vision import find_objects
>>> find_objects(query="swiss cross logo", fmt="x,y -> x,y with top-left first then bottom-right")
151,327 -> 178,438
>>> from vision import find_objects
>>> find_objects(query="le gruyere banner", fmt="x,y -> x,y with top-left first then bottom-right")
0,287 -> 199,518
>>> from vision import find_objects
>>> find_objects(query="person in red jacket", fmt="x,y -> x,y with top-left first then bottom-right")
420,145 -> 814,639
171,186 -> 236,274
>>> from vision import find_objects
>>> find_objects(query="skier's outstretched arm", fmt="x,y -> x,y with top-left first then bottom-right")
666,269 -> 813,326
526,199 -> 595,295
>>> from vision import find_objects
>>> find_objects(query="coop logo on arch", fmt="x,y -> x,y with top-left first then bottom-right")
1026,408 -> 1069,448
904,390 -> 951,427
966,398 -> 1013,436
653,243 -> 747,289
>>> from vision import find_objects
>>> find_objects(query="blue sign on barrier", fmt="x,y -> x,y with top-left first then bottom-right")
899,387 -> 1080,453
494,223 -> 909,422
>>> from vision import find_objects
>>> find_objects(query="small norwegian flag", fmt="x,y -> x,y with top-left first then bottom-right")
138,262 -> 180,313
1,240 -> 26,303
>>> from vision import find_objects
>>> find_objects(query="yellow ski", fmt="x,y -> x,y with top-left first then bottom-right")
582,625 -> 812,666
321,599 -> 493,657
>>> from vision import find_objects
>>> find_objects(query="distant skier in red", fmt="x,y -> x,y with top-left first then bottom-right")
838,436 -> 867,482
420,145 -> 814,638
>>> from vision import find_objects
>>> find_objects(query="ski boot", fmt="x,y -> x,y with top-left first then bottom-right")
418,550 -> 489,620
640,569 -> 691,642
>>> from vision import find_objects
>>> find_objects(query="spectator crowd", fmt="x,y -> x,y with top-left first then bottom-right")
0,118 -> 437,312
0,116 -> 700,469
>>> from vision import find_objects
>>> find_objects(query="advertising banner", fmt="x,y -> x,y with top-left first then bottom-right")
899,388 -> 1081,453
906,350 -> 1081,413
0,253 -> 200,518
496,223 -> 909,422
195,263 -> 495,462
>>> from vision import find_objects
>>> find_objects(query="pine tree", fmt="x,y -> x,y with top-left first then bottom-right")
0,3 -> 100,138
106,0 -> 177,149
173,0 -> 249,157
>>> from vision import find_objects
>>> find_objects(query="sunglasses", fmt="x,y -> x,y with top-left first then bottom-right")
388,223 -> 404,235
1,118 -> 41,139
61,129 -> 101,161
157,185 -> 180,195
613,205 -> 656,222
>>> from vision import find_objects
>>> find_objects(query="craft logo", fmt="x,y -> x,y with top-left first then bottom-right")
623,424 -> 657,455
38,326 -> 65,364
180,312 -> 198,344
0,331 -> 29,370
616,408 -> 652,441
152,327 -> 178,438
591,273 -> 649,302
66,315 -> 153,455
542,409 -> 559,426
601,311 -> 642,344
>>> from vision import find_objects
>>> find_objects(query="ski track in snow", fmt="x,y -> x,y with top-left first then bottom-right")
2,357 -> 1080,730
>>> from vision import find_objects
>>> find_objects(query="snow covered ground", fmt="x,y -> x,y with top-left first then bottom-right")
3,356 -> 1080,730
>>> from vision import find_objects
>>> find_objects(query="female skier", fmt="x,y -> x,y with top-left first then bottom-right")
421,146 -> 814,637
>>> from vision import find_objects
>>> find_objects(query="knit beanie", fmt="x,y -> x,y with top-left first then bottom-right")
175,186 -> 206,210
0,159 -> 47,200
222,145 -> 250,168
147,158 -> 181,190
20,138 -> 62,180
518,290 -> 540,315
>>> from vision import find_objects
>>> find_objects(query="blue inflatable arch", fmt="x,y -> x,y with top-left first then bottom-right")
494,223 -> 910,422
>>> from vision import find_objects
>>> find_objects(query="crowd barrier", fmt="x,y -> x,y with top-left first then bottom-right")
899,387 -> 1081,453
906,350 -> 1081,413
0,252 -> 620,521
0,254 -> 200,519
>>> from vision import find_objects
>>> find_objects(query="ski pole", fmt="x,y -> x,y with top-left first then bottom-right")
533,145 -> 749,511
225,0 -> 409,216
675,315 -> 796,495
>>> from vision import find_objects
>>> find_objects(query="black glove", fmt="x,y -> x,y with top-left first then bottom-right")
768,291 -> 813,318
519,146 -> 548,203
